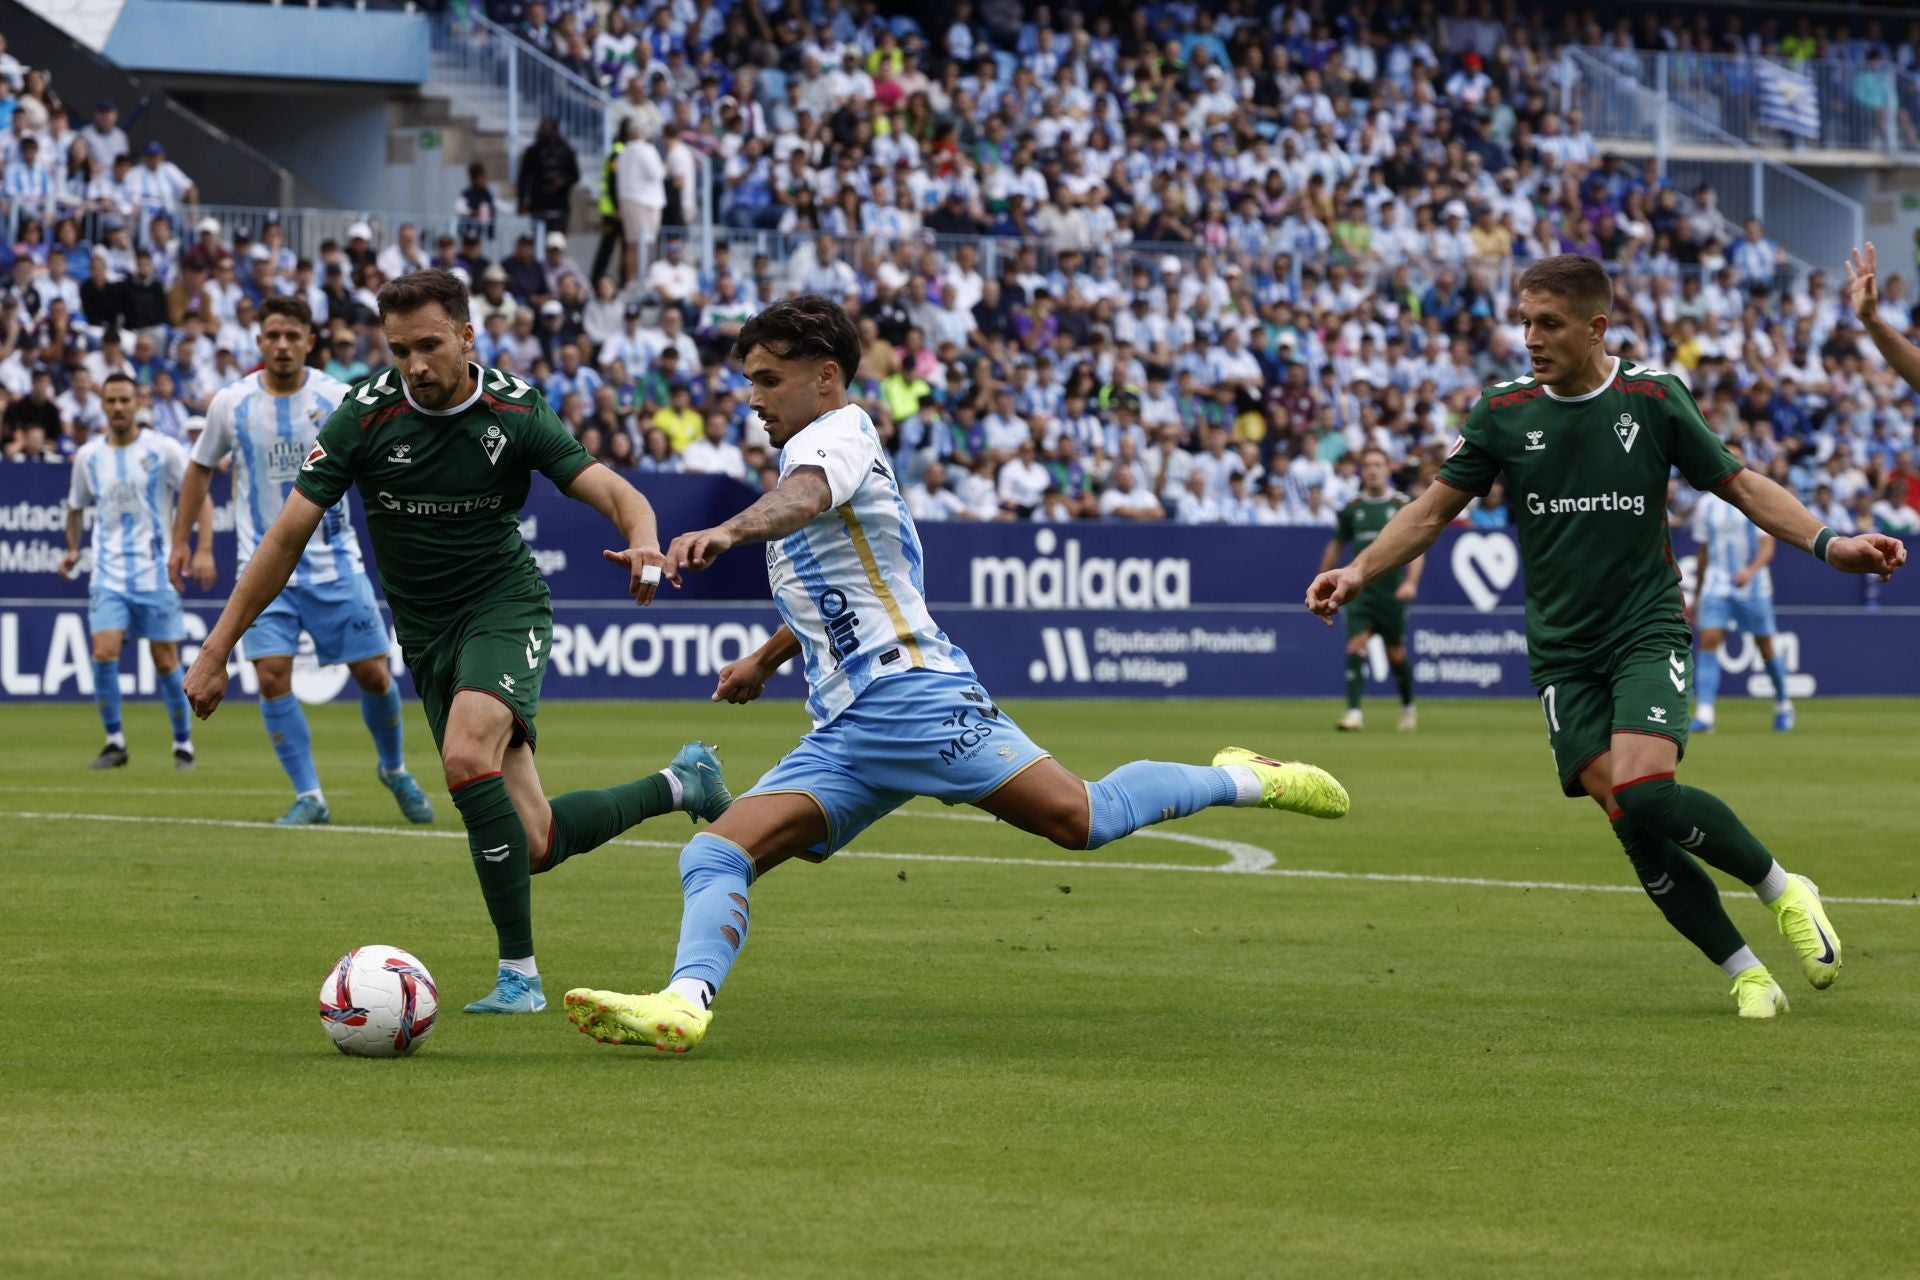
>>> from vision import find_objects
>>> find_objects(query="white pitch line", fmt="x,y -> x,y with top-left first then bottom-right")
0,785 -> 352,798
4,809 -> 1916,908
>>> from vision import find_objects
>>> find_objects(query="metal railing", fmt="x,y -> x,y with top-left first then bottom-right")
427,8 -> 611,183
1565,48 -> 1862,274
192,204 -> 550,264
0,196 -> 541,262
1574,45 -> 1919,157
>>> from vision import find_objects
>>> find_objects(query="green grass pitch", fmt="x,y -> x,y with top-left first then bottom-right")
4,695 -> 1918,1278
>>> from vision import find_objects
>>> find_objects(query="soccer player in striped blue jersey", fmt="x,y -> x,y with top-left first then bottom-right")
1689,439 -> 1791,734
563,297 -> 1352,1055
61,373 -> 215,770
170,296 -> 434,827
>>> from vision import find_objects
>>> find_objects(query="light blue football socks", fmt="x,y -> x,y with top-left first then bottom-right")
93,658 -> 123,740
668,832 -> 756,1004
260,692 -> 322,797
360,684 -> 407,774
1084,761 -> 1239,849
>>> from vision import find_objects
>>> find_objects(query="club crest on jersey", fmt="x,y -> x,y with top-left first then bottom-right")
301,441 -> 327,472
1525,430 -> 1545,452
1614,414 -> 1641,454
480,424 -> 506,466
387,443 -> 414,464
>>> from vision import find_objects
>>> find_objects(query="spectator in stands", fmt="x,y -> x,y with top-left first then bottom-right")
1097,462 -> 1165,521
635,425 -> 681,474
501,233 -> 548,306
681,411 -> 747,480
126,141 -> 195,236
376,223 -> 430,279
614,124 -> 665,284
542,230 -> 586,297
518,116 -> 580,234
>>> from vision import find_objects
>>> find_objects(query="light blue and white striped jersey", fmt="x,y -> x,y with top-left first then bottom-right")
193,369 -> 362,586
767,403 -> 973,726
1691,492 -> 1772,602
68,429 -> 189,594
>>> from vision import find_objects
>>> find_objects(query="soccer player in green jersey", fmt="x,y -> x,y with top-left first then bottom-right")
1307,255 -> 1908,1019
182,270 -> 733,1014
1320,446 -> 1422,732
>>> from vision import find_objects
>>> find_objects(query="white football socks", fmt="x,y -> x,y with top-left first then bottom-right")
1222,764 -> 1264,806
1755,861 -> 1791,905
500,956 -> 539,978
1720,945 -> 1763,979
666,977 -> 713,1009
660,768 -> 685,810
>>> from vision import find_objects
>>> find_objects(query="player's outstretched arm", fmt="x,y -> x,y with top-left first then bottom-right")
183,491 -> 326,718
1306,482 -> 1471,622
1845,242 -> 1920,395
713,624 -> 801,704
1715,469 -> 1907,580
568,464 -> 674,605
666,468 -> 833,576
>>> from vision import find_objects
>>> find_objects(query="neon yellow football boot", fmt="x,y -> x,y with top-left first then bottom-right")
564,988 -> 711,1054
1212,747 -> 1350,819
1769,874 -> 1842,990
1730,966 -> 1789,1019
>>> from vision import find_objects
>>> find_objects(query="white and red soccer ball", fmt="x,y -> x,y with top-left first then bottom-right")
318,945 -> 438,1058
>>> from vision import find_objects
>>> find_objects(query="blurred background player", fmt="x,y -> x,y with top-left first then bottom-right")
563,297 -> 1349,1056
171,296 -> 435,827
60,373 -> 214,771
183,270 -> 729,1015
1689,440 -> 1792,734
1320,446 -> 1422,732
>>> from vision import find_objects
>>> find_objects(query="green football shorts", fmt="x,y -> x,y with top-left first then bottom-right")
1536,627 -> 1692,798
408,595 -> 554,752
1344,594 -> 1408,647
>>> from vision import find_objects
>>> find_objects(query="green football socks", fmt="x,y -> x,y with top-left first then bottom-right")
539,774 -> 676,873
1391,659 -> 1414,706
1344,654 -> 1366,711
1612,774 -> 1775,885
1610,813 -> 1747,965
450,772 -> 533,960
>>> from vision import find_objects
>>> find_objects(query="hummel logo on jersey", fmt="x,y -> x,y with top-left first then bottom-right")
481,424 -> 507,466
525,627 -> 542,670
1525,430 -> 1545,451
301,441 -> 327,472
387,443 -> 414,464
1668,651 -> 1687,693
1614,413 -> 1641,453
498,673 -> 516,692
1648,706 -> 1668,725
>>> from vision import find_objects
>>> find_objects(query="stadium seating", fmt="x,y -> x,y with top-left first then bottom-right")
2,2 -> 1918,536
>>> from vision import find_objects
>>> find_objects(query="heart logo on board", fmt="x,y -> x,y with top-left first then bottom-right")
1451,533 -> 1520,613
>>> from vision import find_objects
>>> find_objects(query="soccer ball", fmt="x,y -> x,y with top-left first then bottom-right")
318,945 -> 439,1058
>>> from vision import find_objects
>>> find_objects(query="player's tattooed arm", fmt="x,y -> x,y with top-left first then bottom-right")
723,467 -> 833,544
666,468 -> 833,575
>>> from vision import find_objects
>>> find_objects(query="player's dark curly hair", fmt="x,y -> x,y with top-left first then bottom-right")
258,295 -> 313,330
731,294 -> 861,387
1516,254 -> 1613,319
377,269 -> 471,325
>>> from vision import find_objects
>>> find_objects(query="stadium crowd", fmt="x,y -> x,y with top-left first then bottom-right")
2,4 -> 1920,540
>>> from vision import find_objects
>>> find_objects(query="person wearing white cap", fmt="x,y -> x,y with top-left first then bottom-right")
541,230 -> 585,298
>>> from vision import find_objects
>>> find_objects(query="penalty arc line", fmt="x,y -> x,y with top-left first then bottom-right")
3,808 -> 1918,909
